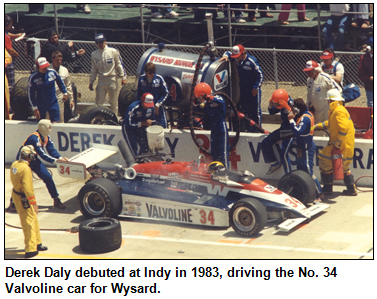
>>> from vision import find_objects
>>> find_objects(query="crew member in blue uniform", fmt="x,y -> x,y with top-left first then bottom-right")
28,57 -> 67,123
18,119 -> 68,209
288,98 -> 323,202
261,89 -> 295,175
220,44 -> 264,132
136,62 -> 169,128
194,83 -> 230,168
122,93 -> 155,156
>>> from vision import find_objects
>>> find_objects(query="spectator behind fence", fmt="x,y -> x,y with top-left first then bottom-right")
248,4 -> 274,22
351,4 -> 370,28
224,4 -> 246,23
357,37 -> 373,107
320,48 -> 345,87
28,57 -> 68,123
322,4 -> 352,51
76,4 -> 91,14
89,33 -> 127,115
278,4 -> 310,25
150,4 -> 179,19
40,30 -> 86,64
303,60 -> 342,126
47,51 -> 74,123
27,4 -> 44,14
5,48 -> 12,120
192,4 -> 220,21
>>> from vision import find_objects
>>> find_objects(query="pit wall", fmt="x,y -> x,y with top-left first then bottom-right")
5,121 -> 373,187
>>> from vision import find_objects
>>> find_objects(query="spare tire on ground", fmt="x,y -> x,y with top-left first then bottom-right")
79,217 -> 122,254
10,77 -> 33,120
78,104 -> 118,125
118,82 -> 137,118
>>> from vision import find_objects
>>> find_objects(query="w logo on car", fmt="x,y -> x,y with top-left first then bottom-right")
214,70 -> 228,91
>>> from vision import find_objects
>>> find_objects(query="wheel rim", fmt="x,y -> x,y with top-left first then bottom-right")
83,191 -> 105,216
281,179 -> 305,202
232,207 -> 256,232
90,115 -> 107,125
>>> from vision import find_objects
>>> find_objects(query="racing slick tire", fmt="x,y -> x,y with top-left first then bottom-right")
77,178 -> 122,219
78,104 -> 118,125
118,82 -> 137,118
229,198 -> 267,237
10,77 -> 33,120
79,217 -> 122,254
277,170 -> 317,206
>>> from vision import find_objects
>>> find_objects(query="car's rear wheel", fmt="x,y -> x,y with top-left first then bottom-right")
229,198 -> 267,237
77,178 -> 121,219
278,170 -> 317,206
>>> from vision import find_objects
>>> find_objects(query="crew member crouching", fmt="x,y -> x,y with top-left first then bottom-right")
314,89 -> 357,196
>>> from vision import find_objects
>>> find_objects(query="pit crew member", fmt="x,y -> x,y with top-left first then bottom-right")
220,44 -> 264,132
89,33 -> 127,115
28,57 -> 68,123
261,89 -> 295,175
314,89 -> 357,196
194,83 -> 230,168
10,145 -> 48,258
136,62 -> 169,128
287,98 -> 323,202
122,93 -> 155,156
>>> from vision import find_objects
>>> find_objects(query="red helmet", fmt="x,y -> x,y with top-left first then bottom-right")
269,89 -> 291,111
194,83 -> 212,100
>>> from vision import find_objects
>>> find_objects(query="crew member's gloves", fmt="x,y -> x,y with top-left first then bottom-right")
311,124 -> 318,132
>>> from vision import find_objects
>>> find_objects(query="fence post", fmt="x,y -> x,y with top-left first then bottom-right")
140,5 -> 145,44
317,4 -> 322,50
227,4 -> 232,47
273,48 -> 279,90
54,4 -> 59,34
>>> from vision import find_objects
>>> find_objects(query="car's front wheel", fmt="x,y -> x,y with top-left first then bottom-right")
229,198 -> 267,237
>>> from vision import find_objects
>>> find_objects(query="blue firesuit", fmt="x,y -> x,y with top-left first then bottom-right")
206,95 -> 229,168
136,73 -> 169,128
28,69 -> 67,122
122,100 -> 155,156
289,111 -> 322,195
17,131 -> 62,199
223,51 -> 264,132
261,98 -> 295,173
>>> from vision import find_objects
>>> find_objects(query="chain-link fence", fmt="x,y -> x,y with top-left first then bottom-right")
12,39 -> 367,111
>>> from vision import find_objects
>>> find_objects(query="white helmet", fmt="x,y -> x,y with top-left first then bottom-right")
326,89 -> 344,102
38,119 -> 52,137
20,145 -> 37,161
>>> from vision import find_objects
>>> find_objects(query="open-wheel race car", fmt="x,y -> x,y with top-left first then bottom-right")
57,140 -> 329,237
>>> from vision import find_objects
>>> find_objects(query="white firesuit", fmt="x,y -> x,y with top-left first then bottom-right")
306,72 -> 342,125
90,45 -> 127,115
48,65 -> 73,123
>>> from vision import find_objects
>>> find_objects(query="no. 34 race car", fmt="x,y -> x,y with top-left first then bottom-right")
57,140 -> 329,237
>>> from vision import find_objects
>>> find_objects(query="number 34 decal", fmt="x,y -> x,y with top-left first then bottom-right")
199,210 -> 215,225
59,165 -> 70,175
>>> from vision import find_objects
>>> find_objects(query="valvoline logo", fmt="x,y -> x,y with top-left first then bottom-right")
214,70 -> 228,91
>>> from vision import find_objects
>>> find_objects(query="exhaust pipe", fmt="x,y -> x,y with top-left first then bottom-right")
205,13 -> 217,58
125,167 -> 137,180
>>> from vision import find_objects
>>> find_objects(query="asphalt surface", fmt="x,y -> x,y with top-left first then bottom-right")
4,162 -> 373,260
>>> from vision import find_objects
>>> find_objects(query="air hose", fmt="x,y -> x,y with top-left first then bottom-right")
355,176 -> 373,192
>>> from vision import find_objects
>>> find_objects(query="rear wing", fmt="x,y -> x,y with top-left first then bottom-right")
56,144 -> 119,180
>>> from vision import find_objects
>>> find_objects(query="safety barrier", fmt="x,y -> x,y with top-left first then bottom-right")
5,120 -> 373,187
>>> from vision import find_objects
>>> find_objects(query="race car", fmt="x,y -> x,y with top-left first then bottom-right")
57,140 -> 329,237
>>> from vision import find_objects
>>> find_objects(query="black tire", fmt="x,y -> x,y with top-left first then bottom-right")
118,139 -> 136,167
78,105 -> 118,125
77,178 -> 122,219
10,77 -> 33,120
278,170 -> 317,205
118,82 -> 137,118
229,198 -> 267,237
79,217 -> 122,254
64,81 -> 78,122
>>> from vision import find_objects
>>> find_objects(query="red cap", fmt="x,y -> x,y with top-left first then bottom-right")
141,93 -> 154,108
231,44 -> 245,58
321,51 -> 334,59
36,57 -> 50,69
303,60 -> 319,72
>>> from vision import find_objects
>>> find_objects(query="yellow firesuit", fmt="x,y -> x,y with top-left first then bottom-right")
316,101 -> 355,174
10,159 -> 41,253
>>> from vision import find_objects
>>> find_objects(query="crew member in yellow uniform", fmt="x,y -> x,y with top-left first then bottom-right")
10,145 -> 48,258
314,89 -> 356,196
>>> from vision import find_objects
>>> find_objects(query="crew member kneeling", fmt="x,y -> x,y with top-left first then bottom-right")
194,83 -> 230,168
122,93 -> 155,156
314,89 -> 357,196
11,145 -> 48,258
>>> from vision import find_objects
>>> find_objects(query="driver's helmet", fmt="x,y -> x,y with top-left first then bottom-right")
194,83 -> 212,102
208,161 -> 225,174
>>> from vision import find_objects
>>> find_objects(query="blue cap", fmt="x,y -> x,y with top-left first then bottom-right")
367,37 -> 373,48
94,33 -> 106,42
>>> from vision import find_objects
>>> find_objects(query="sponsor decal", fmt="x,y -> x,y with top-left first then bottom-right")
181,72 -> 202,84
142,178 -> 165,184
146,203 -> 193,223
264,184 -> 277,192
214,70 -> 228,91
